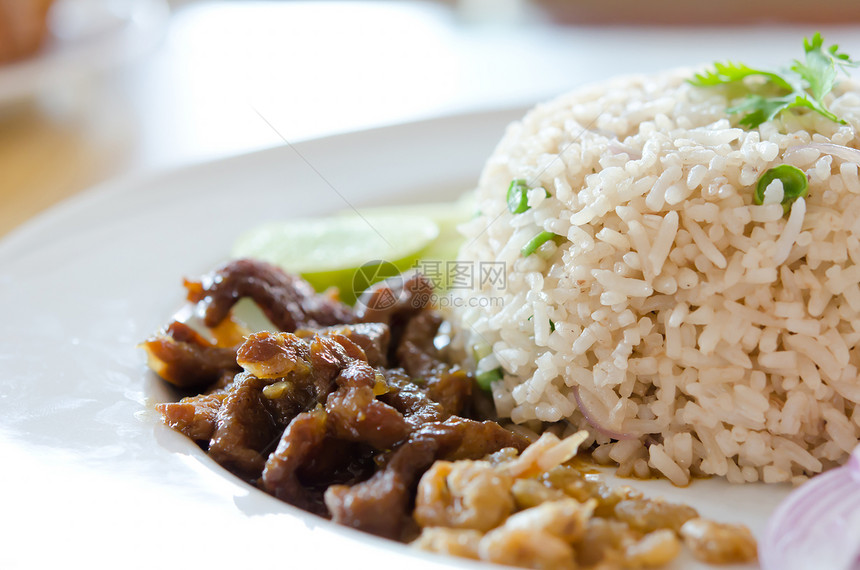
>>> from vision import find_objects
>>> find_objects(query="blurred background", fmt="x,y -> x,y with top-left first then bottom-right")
2,0 -> 860,237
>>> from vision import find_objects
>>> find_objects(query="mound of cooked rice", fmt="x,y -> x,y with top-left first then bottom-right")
451,69 -> 860,485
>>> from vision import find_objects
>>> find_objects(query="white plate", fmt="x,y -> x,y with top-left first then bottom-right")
0,109 -> 790,569
0,0 -> 168,104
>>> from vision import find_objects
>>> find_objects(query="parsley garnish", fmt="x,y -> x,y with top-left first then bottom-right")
689,33 -> 858,128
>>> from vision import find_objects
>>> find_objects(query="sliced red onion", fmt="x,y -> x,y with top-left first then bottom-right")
572,386 -> 637,440
785,142 -> 860,164
760,445 -> 860,570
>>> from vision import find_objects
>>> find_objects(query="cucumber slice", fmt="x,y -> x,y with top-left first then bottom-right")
232,214 -> 439,304
340,193 -> 476,289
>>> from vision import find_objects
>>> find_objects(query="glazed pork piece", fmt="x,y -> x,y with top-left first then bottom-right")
187,257 -> 356,331
140,321 -> 241,389
143,260 -> 439,390
143,259 -> 528,537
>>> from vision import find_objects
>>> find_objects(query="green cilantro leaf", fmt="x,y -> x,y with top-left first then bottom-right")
689,33 -> 857,128
728,94 -> 795,128
690,61 -> 793,91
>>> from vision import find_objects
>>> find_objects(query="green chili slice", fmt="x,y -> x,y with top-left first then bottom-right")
754,164 -> 809,214
522,231 -> 561,257
475,368 -> 502,391
507,179 -> 530,214
507,179 -> 552,214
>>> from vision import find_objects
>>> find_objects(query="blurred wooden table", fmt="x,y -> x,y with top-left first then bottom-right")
0,101 -> 125,235
3,0 -> 860,241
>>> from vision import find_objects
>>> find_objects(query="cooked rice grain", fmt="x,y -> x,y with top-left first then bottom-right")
451,69 -> 860,482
